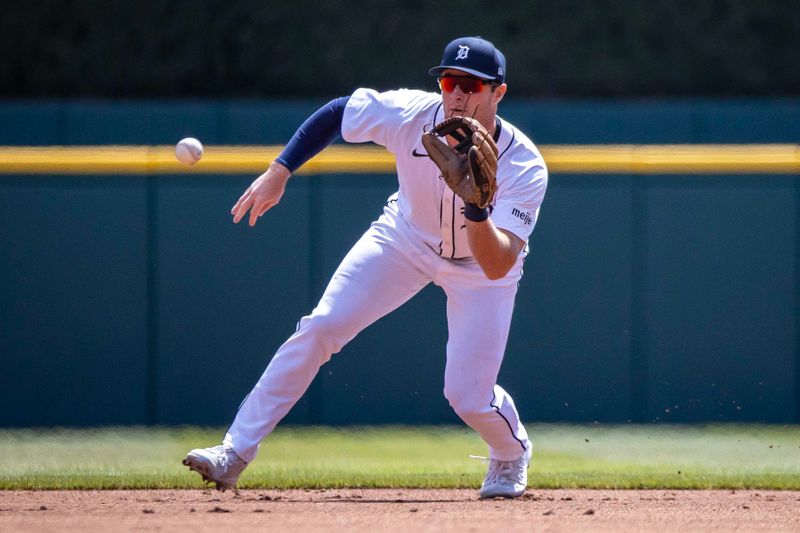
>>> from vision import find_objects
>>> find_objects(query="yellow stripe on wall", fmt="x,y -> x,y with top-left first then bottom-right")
0,144 -> 798,175
544,145 -> 800,174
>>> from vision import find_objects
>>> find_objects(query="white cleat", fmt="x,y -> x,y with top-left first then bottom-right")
183,445 -> 248,491
479,441 -> 532,499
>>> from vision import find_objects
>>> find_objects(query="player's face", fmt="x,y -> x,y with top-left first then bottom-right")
439,68 -> 507,132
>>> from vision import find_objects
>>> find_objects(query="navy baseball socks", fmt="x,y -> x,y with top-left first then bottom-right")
479,440 -> 533,499
183,445 -> 248,491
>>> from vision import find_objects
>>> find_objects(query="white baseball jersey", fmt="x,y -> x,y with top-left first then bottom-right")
342,88 -> 548,260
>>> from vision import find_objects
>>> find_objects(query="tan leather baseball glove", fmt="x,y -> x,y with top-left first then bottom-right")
421,116 -> 498,209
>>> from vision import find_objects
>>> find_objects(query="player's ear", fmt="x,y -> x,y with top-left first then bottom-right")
492,83 -> 507,105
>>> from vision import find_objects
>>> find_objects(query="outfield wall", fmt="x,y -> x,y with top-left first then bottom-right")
1,99 -> 799,426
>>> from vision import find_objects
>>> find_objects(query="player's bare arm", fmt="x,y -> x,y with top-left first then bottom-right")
231,161 -> 291,227
466,220 -> 525,280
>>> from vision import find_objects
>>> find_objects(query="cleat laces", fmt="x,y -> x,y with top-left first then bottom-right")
483,457 -> 524,487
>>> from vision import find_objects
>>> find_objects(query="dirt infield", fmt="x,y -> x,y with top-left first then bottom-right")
2,489 -> 799,532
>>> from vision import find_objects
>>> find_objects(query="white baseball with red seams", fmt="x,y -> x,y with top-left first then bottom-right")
223,87 -> 548,464
175,137 -> 203,165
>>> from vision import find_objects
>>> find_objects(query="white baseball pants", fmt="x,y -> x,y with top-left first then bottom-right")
224,203 -> 530,462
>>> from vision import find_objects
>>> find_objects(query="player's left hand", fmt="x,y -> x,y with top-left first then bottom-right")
231,162 -> 291,226
421,116 -> 498,209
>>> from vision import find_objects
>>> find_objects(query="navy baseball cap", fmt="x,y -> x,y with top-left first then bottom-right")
428,36 -> 506,83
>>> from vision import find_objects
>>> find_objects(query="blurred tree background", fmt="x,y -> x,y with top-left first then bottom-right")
1,0 -> 798,98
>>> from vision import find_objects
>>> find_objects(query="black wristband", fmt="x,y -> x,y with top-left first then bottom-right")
464,203 -> 489,222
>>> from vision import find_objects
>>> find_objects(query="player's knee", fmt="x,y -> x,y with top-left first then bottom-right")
443,383 -> 486,419
298,312 -> 350,357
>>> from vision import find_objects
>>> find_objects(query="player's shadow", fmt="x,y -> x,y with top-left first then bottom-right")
239,493 -> 475,504
319,497 -> 466,504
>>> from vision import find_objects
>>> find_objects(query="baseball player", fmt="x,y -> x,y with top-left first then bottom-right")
184,36 -> 548,499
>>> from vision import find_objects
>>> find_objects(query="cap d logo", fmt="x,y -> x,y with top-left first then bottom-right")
455,45 -> 470,60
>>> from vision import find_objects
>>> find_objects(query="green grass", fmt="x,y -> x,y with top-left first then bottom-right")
1,424 -> 799,490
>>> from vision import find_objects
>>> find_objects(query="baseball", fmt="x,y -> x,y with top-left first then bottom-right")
175,137 -> 204,165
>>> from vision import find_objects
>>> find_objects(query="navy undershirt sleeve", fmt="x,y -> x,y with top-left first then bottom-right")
275,96 -> 350,173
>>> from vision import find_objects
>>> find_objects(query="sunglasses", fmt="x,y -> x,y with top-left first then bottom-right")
438,75 -> 493,94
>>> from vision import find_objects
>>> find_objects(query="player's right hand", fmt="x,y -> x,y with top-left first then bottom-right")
231,162 -> 291,227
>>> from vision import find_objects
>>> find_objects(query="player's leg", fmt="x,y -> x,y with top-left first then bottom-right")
441,274 -> 529,460
438,264 -> 531,497
185,219 -> 430,488
222,219 -> 430,462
